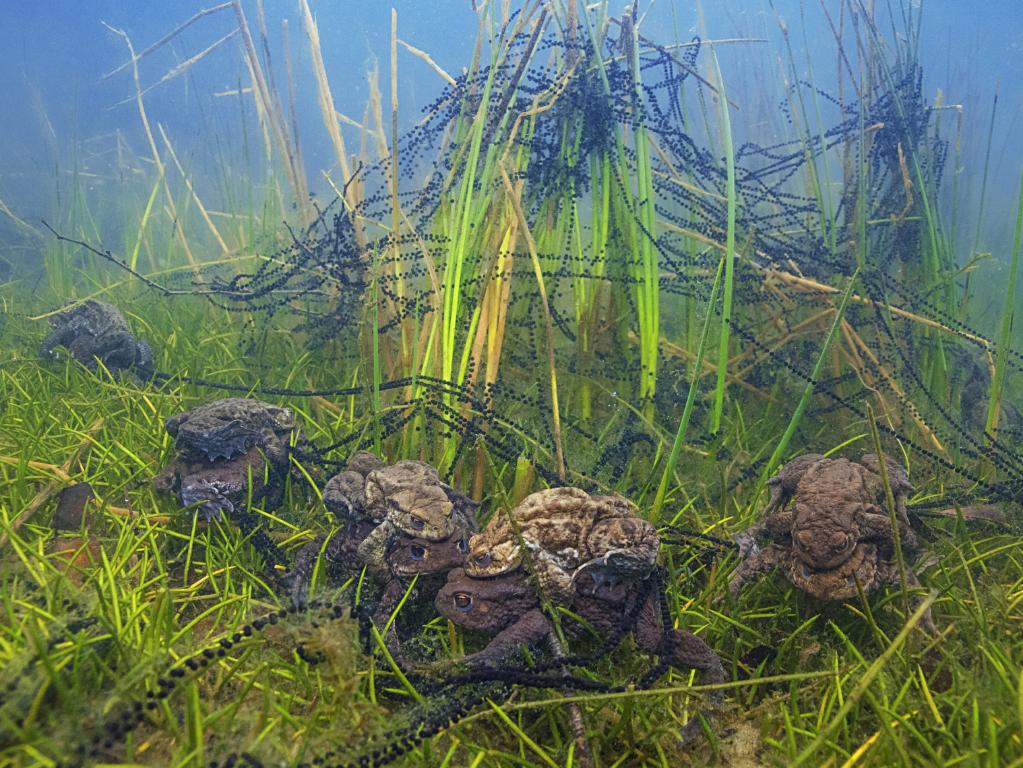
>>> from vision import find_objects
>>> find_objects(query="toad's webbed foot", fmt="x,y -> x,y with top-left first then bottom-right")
734,529 -> 761,558
571,549 -> 653,595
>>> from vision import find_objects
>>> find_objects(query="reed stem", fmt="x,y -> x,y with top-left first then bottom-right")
985,166 -> 1023,436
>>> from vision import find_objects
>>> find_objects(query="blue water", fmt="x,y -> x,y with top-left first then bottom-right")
1,1 -> 1020,259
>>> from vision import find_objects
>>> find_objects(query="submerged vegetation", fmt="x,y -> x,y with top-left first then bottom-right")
1,1 -> 1021,766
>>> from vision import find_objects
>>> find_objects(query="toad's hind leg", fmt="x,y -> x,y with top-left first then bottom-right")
574,517 -> 660,592
634,592 -> 725,741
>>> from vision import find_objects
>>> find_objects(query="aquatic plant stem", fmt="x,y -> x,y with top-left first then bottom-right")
390,9 -> 410,371
710,46 -> 736,433
501,165 -> 565,479
626,9 -> 660,403
865,403 -> 910,621
972,92 -> 998,257
298,0 -> 353,215
985,166 -> 1023,436
372,277 -> 382,454
235,0 -> 309,222
760,267 -> 860,489
652,256 -> 725,518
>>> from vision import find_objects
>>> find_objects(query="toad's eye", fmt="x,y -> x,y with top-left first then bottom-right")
387,499 -> 402,512
410,517 -> 425,531
409,544 -> 426,561
457,538 -> 468,554
453,593 -> 473,612
474,552 -> 492,567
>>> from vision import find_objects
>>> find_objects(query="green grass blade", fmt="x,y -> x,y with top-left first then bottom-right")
652,254 -> 724,518
985,165 -> 1023,434
710,47 -> 736,433
760,267 -> 861,491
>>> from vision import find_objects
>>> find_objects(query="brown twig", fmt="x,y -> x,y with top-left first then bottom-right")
102,2 -> 233,80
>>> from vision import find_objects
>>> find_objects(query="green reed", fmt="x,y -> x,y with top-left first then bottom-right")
985,166 -> 1023,435
709,45 -> 737,434
652,254 -> 724,518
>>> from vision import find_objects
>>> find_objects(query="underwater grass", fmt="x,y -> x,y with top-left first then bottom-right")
2,0 -> 1023,766
2,308 -> 1022,767
708,41 -> 737,436
985,167 -> 1023,437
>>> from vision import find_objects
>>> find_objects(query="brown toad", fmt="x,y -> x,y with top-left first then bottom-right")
355,460 -> 468,578
165,397 -> 301,463
39,299 -> 153,377
729,453 -> 932,628
155,398 -> 305,520
284,455 -> 478,633
465,487 -> 659,603
435,567 -> 724,739
279,451 -> 386,606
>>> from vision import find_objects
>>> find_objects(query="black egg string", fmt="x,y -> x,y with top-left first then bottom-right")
68,594 -> 353,766
0,596 -> 99,719
209,570 -> 705,768
866,295 -> 1023,481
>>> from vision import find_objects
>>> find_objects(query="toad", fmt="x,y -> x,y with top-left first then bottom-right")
165,397 -> 301,463
729,453 -> 933,628
355,460 -> 470,578
283,455 -> 478,631
39,299 -> 153,377
435,567 -> 724,738
465,487 -> 659,603
281,451 -> 386,606
155,398 -> 305,520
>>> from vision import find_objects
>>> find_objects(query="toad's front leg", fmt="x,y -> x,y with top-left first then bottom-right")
356,519 -> 397,579
416,608 -> 551,680
39,324 -> 74,361
455,608 -> 551,670
860,508 -> 918,553
728,543 -> 789,597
